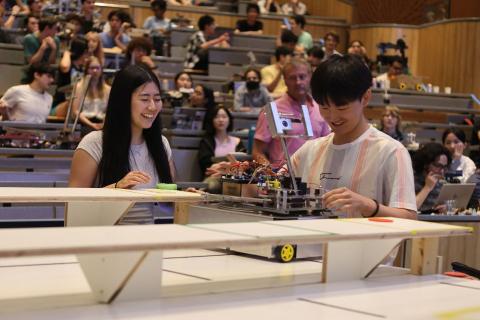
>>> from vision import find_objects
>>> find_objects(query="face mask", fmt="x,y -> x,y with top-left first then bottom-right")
246,80 -> 259,91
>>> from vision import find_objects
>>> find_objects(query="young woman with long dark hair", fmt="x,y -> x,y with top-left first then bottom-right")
69,64 -> 174,224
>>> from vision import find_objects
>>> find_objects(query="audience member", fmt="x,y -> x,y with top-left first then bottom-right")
277,29 -> 298,51
379,105 -> 404,142
376,56 -> 404,83
254,58 -> 330,168
291,54 -> 416,219
190,84 -> 215,114
71,56 -> 111,131
414,142 -> 451,213
184,15 -> 229,71
99,10 -> 131,51
257,0 -> 281,14
24,13 -> 39,33
261,46 -> 292,99
53,36 -> 89,113
85,31 -> 105,66
26,0 -> 42,16
442,128 -> 476,183
198,106 -> 246,192
23,16 -> 59,65
165,71 -> 193,107
2,2 -> 21,29
306,46 -> 324,71
281,0 -> 307,15
143,0 -> 170,36
348,40 -> 369,64
289,15 -> 312,51
234,68 -> 271,112
234,3 -> 263,35
69,64 -> 174,224
322,31 -> 341,61
80,0 -> 101,34
64,13 -> 84,38
125,37 -> 156,69
0,63 -> 54,123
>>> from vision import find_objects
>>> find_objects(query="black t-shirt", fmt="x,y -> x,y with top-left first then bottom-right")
235,19 -> 263,32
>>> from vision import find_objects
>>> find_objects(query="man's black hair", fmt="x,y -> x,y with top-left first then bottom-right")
108,10 -> 132,24
246,3 -> 260,14
26,62 -> 55,83
151,0 -> 167,11
307,46 -> 324,60
280,29 -> 298,45
292,15 -> 306,29
310,54 -> 372,107
198,15 -> 214,31
39,16 -> 57,32
275,46 -> 293,60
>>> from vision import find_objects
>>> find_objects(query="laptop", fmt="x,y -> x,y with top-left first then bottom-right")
435,183 -> 475,208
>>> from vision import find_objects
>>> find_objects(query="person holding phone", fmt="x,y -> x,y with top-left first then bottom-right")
413,142 -> 452,213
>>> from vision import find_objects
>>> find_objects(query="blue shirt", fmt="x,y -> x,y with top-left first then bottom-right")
99,32 -> 130,49
143,16 -> 171,35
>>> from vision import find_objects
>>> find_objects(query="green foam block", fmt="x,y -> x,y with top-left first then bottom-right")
156,183 -> 178,190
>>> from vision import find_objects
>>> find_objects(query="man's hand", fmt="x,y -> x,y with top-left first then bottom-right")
424,171 -> 441,191
323,187 -> 376,217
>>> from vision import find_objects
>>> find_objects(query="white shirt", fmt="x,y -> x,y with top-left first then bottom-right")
291,126 -> 417,215
0,84 -> 52,123
451,155 -> 476,183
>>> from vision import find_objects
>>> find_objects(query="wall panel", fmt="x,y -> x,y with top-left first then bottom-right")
351,19 -> 480,98
303,0 -> 353,23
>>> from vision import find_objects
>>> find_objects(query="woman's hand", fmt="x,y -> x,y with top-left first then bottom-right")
424,171 -> 440,191
116,171 -> 151,189
323,187 -> 376,217
453,143 -> 464,160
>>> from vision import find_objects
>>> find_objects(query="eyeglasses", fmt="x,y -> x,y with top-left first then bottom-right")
431,162 -> 448,170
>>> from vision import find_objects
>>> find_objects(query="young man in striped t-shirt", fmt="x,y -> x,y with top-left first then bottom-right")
291,55 -> 417,219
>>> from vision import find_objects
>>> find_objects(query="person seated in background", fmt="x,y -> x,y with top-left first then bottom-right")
26,0 -> 42,16
257,0 -> 281,14
414,142 -> 451,213
85,31 -> 105,66
379,105 -> 404,142
198,106 -> 246,192
348,40 -> 369,64
261,46 -> 292,99
322,31 -> 341,61
442,128 -> 476,183
100,10 -> 131,51
234,3 -> 263,35
254,58 -> 330,168
289,15 -> 312,51
184,15 -> 229,71
124,37 -> 156,69
281,0 -> 307,15
1,2 -> 21,29
190,84 -> 216,113
165,71 -> 193,107
69,64 -> 174,225
277,29 -> 298,52
23,16 -> 59,66
306,46 -> 324,71
24,13 -> 39,33
64,13 -> 84,38
52,36 -> 89,115
143,0 -> 170,36
0,63 -> 54,123
80,0 -> 101,34
71,56 -> 111,132
375,56 -> 404,83
291,54 -> 416,219
234,68 -> 271,112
